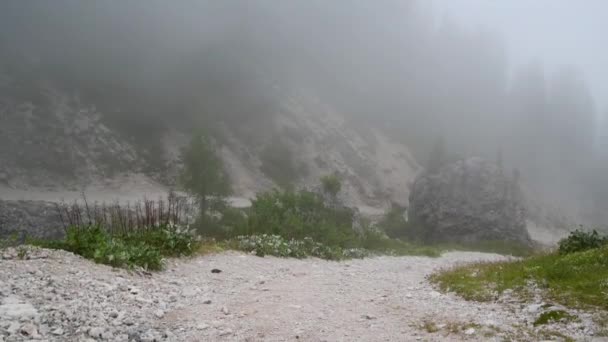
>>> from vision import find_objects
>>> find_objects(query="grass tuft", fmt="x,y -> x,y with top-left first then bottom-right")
533,310 -> 577,326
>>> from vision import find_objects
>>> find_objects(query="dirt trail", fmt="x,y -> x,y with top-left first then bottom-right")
2,248 -> 596,341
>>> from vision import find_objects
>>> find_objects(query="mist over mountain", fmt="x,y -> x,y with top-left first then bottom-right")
0,0 -> 606,226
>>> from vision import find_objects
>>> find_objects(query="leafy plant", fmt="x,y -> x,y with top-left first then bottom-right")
558,228 -> 608,255
241,189 -> 358,248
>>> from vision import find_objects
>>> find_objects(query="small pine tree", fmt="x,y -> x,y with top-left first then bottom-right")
179,133 -> 230,213
321,173 -> 342,198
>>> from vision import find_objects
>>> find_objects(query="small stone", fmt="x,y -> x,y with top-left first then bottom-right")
88,327 -> 105,338
109,311 -> 119,319
181,286 -> 199,297
51,327 -> 64,335
128,287 -> 140,295
525,304 -> 543,313
405,293 -> 413,299
197,323 -> 209,330
135,296 -> 152,304
219,329 -> 233,336
202,299 -> 212,305
363,314 -> 376,320
221,306 -> 230,315
464,328 -> 476,335
122,318 -> 135,326
211,269 -> 222,274
101,331 -> 114,340
20,323 -> 38,337
154,310 -> 165,319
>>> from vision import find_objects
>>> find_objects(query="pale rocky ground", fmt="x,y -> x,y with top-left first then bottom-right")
1,247 -> 603,342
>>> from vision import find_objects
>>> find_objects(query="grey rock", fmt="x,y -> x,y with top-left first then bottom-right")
19,323 -> 38,337
88,327 -> 105,338
408,157 -> 531,245
51,327 -> 64,335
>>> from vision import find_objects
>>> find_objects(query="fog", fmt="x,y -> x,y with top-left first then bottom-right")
1,1 -> 607,224
434,0 -> 608,110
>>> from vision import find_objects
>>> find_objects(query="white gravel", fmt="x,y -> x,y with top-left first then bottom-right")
0,248 -> 601,341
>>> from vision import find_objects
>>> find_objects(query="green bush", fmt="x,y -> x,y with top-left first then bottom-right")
558,229 -> 608,255
34,224 -> 197,271
241,189 -> 358,248
378,206 -> 408,239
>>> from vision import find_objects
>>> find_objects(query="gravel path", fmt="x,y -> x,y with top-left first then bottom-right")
0,248 -> 600,341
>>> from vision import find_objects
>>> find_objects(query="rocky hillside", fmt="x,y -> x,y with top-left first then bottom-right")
0,77 -> 420,212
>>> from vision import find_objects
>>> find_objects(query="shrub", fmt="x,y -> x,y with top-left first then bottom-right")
34,224 -> 197,271
378,206 -> 408,239
242,189 -> 358,248
321,174 -> 342,198
558,229 -> 608,255
193,200 -> 248,239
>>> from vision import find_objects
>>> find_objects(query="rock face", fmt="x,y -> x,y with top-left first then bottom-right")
0,200 -> 64,240
408,157 -> 531,245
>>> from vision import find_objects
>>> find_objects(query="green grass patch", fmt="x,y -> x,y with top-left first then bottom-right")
430,245 -> 608,309
533,310 -> 577,326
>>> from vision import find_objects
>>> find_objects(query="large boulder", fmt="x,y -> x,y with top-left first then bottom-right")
408,157 -> 531,245
0,200 -> 65,241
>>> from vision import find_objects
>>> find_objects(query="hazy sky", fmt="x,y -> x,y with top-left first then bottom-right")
433,0 -> 608,112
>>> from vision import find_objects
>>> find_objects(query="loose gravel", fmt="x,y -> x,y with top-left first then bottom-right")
0,247 -> 602,341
